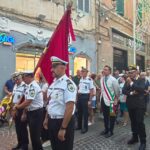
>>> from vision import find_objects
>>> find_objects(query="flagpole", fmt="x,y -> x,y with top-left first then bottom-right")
133,0 -> 136,65
67,1 -> 73,10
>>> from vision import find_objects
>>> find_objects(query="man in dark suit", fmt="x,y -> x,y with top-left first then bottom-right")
123,66 -> 146,150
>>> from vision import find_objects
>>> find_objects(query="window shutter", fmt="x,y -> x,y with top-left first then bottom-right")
78,0 -> 84,11
85,0 -> 90,13
116,0 -> 124,16
137,3 -> 142,23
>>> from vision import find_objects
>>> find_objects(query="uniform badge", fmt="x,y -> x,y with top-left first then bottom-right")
29,89 -> 35,97
67,83 -> 75,92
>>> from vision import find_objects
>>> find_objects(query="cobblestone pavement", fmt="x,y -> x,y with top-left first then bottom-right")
0,115 -> 150,150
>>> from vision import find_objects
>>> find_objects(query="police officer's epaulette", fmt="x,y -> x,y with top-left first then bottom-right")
22,83 -> 26,87
66,79 -> 75,92
30,84 -> 33,88
66,79 -> 72,84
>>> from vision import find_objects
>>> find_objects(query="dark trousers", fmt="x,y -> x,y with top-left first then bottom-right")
128,108 -> 146,144
101,98 -> 116,133
77,94 -> 89,130
48,116 -> 74,150
41,107 -> 49,142
15,109 -> 29,149
27,108 -> 43,150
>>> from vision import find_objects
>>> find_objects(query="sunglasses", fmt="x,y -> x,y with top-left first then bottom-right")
52,63 -> 65,68
52,63 -> 61,68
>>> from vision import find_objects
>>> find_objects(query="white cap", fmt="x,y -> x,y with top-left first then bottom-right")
11,72 -> 22,79
22,70 -> 34,75
51,56 -> 68,65
119,73 -> 124,77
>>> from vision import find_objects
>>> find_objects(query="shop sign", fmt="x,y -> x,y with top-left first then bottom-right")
0,33 -> 15,46
68,46 -> 77,55
112,31 -> 145,52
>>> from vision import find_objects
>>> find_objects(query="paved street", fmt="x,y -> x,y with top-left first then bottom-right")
0,115 -> 150,150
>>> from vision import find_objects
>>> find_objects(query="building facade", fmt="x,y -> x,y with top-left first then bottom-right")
97,0 -> 149,72
0,0 -> 97,98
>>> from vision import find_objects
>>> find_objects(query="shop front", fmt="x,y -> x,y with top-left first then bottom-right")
0,18 -> 51,99
112,28 -> 146,72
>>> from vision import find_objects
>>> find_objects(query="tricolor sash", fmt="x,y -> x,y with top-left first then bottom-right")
103,77 -> 115,114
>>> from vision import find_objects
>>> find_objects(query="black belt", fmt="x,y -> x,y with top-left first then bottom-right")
78,93 -> 90,95
28,107 -> 43,112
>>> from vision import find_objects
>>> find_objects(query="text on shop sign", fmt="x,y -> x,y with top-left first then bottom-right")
0,33 -> 15,45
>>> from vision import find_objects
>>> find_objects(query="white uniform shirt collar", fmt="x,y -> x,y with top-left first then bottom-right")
53,74 -> 67,83
81,76 -> 88,80
28,80 -> 36,86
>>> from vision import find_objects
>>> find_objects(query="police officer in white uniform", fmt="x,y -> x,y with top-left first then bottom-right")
14,71 -> 43,150
12,72 -> 29,150
77,67 -> 94,133
43,56 -> 77,150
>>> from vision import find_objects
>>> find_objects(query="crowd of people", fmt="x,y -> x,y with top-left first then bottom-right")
1,56 -> 150,150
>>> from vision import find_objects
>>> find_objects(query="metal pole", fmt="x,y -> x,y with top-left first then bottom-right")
133,0 -> 136,65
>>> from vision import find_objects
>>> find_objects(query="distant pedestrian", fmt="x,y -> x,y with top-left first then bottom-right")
72,70 -> 81,86
119,75 -> 128,126
3,77 -> 15,97
77,67 -> 94,133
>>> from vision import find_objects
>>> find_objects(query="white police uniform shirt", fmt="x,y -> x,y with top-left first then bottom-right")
100,75 -> 120,106
78,77 -> 94,94
47,74 -> 77,118
25,80 -> 43,111
12,82 -> 26,104
39,82 -> 49,107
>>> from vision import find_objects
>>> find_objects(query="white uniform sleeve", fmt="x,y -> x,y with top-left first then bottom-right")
42,83 -> 48,92
47,88 -> 51,98
64,82 -> 77,103
90,79 -> 94,90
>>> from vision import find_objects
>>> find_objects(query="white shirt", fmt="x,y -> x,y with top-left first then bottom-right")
39,82 -> 49,93
92,85 -> 96,101
78,77 -> 94,94
119,82 -> 126,103
100,75 -> 120,106
25,80 -> 43,110
47,74 -> 77,117
12,82 -> 26,104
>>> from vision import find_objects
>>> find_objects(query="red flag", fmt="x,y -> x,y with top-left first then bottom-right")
34,6 -> 75,85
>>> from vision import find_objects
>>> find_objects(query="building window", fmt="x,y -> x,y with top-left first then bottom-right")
77,0 -> 90,13
74,56 -> 90,75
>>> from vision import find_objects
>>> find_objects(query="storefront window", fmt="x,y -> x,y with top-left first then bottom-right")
16,53 -> 40,71
74,56 -> 88,75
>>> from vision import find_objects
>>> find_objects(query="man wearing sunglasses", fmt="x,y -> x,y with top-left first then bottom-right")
43,56 -> 77,150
